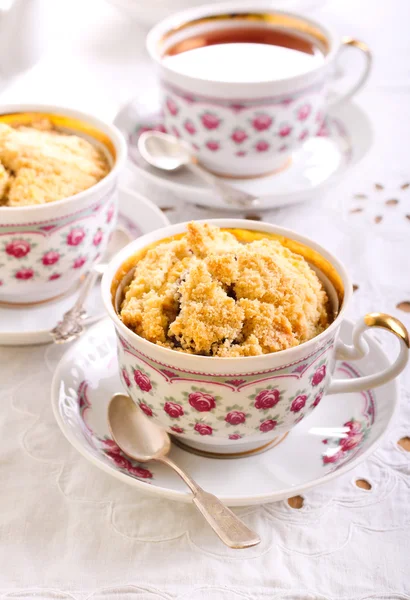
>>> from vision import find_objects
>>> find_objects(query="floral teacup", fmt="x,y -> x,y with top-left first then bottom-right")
0,104 -> 126,305
102,219 -> 409,456
146,2 -> 372,178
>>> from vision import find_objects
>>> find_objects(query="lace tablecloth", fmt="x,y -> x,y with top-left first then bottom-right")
1,0 -> 409,598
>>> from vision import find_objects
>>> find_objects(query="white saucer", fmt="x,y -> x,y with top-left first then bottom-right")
115,96 -> 373,211
52,319 -> 397,506
0,187 -> 169,346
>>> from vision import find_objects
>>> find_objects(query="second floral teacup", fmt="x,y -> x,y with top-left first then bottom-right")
102,219 -> 409,457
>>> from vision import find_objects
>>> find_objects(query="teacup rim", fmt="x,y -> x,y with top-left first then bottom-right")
102,218 -> 352,364
146,1 -> 339,89
0,103 -> 127,214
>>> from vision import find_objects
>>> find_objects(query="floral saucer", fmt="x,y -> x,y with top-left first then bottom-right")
52,319 -> 397,506
0,187 -> 169,346
114,96 -> 373,211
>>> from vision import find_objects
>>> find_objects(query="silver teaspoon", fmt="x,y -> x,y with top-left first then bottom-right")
138,131 -> 260,209
108,393 -> 261,550
50,226 -> 133,344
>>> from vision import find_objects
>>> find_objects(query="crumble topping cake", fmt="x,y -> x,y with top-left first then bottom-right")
120,222 -> 330,357
0,118 -> 109,207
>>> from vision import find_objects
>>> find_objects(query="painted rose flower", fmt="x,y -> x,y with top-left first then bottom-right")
93,229 -> 103,246
106,204 -> 115,224
290,394 -> 307,413
49,273 -> 61,281
341,433 -> 362,451
206,140 -> 220,151
103,439 -> 122,455
229,434 -> 242,440
72,256 -> 87,269
201,112 -> 220,130
254,388 -> 280,410
188,391 -> 216,412
297,104 -> 311,121
133,369 -> 152,392
121,368 -> 131,387
15,268 -> 34,280
298,129 -> 309,142
259,419 -> 277,433
166,97 -> 178,116
6,239 -> 31,258
67,227 -> 85,246
279,124 -> 292,137
139,402 -> 153,417
231,129 -> 248,144
252,114 -> 272,131
323,450 -> 343,464
225,411 -> 246,425
170,426 -> 184,434
164,401 -> 184,418
184,120 -> 196,135
194,423 -> 213,436
128,465 -> 153,479
255,140 -> 270,152
312,393 -> 323,408
106,451 -> 130,469
42,251 -> 60,265
312,365 -> 326,386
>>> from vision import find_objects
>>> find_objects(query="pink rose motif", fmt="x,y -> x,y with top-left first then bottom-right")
122,368 -> 131,387
255,140 -> 270,152
231,129 -> 248,144
103,439 -> 122,455
290,394 -> 307,413
49,273 -> 61,281
312,365 -> 326,386
259,420 -> 277,433
341,433 -> 362,451
72,256 -> 87,269
133,369 -> 152,392
344,420 -> 362,435
170,426 -> 184,434
252,114 -> 272,131
297,104 -> 311,121
166,97 -> 178,116
67,227 -> 85,246
106,204 -> 115,224
194,423 -> 213,436
6,239 -> 31,258
0,281 -> 2,286
139,402 -> 153,417
184,120 -> 196,135
323,450 -> 343,464
206,140 -> 220,152
279,124 -> 292,137
254,388 -> 280,410
164,401 -> 184,418
189,391 -> 216,412
225,411 -> 246,425
298,129 -> 309,142
312,393 -> 323,408
229,434 -> 242,440
128,465 -> 153,479
42,251 -> 60,265
106,451 -> 131,470
15,268 -> 34,280
235,151 -> 246,157
171,125 -> 180,139
201,112 -> 220,130
93,229 -> 103,246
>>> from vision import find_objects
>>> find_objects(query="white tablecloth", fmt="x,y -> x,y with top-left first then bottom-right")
1,0 -> 410,597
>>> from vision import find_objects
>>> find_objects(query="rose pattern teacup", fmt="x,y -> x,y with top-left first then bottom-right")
147,3 -> 372,177
102,219 -> 409,456
0,104 -> 126,304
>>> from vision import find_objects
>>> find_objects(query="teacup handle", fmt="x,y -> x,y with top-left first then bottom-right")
328,37 -> 372,107
328,313 -> 409,394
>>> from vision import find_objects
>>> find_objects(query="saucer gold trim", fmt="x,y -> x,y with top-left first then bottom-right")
171,432 -> 288,459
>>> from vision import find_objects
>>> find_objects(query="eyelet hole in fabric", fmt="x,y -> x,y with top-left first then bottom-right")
355,479 -> 372,490
288,495 -> 304,509
397,301 -> 410,313
398,436 -> 410,451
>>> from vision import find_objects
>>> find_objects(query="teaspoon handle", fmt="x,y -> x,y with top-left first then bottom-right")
159,455 -> 260,549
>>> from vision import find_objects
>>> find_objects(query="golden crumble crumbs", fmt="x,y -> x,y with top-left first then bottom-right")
120,222 -> 330,357
0,119 -> 109,207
